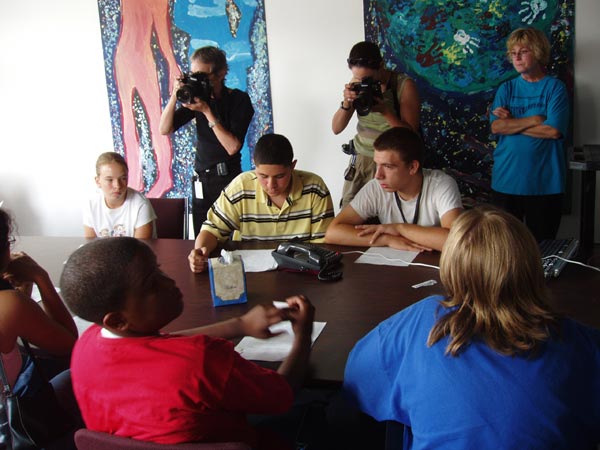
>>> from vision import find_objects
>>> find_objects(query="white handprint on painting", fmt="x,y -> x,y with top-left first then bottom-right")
453,29 -> 481,54
519,0 -> 548,25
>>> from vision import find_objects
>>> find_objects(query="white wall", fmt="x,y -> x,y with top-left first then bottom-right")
1,0 -> 599,240
573,0 -> 600,240
264,0 -> 363,208
0,0 -> 113,236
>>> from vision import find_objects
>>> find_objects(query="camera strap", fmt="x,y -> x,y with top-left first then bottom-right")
394,185 -> 422,225
388,73 -> 400,118
389,72 -> 411,119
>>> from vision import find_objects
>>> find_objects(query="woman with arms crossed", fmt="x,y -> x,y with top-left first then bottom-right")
490,27 -> 569,240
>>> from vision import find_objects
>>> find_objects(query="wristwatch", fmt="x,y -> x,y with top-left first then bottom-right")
208,120 -> 218,129
340,100 -> 350,111
340,101 -> 351,111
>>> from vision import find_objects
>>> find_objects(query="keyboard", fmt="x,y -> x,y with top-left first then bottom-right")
539,238 -> 579,278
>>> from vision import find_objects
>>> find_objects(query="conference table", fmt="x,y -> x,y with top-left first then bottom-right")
15,236 -> 600,388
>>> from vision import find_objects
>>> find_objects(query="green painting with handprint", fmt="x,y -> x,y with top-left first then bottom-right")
365,0 -> 573,204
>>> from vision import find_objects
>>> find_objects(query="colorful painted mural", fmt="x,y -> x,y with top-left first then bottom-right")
364,0 -> 574,204
97,0 -> 273,198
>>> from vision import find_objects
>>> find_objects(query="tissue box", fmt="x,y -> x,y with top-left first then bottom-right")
208,254 -> 248,307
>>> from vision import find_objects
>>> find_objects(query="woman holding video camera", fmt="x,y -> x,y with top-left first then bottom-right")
332,41 -> 420,208
160,46 -> 254,235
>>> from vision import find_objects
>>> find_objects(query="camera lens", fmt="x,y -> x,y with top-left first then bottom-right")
353,97 -> 371,116
176,86 -> 194,104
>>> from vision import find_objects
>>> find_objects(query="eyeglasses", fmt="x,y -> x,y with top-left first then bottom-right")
347,57 -> 381,68
2,236 -> 15,251
508,49 -> 531,59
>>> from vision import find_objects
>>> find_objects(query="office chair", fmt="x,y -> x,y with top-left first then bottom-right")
148,197 -> 189,239
74,429 -> 251,450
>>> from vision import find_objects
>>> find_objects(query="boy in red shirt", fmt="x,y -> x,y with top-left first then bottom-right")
60,237 -> 314,449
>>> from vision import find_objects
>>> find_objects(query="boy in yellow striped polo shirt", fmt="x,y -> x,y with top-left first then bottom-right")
188,134 -> 334,272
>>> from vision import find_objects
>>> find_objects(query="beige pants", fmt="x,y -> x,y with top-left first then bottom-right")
340,153 -> 376,208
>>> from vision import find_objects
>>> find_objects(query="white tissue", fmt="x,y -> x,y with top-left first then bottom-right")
220,249 -> 233,265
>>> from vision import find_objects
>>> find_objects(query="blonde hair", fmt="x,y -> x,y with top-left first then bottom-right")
95,152 -> 128,176
428,206 -> 558,356
506,27 -> 551,66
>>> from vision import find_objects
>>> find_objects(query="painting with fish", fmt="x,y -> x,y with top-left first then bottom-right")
364,0 -> 574,204
96,0 -> 273,199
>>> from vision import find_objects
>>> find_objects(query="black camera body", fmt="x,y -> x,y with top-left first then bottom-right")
350,76 -> 382,116
176,72 -> 212,104
342,140 -> 356,155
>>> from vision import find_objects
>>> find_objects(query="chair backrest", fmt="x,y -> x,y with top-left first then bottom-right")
74,429 -> 251,450
148,197 -> 189,239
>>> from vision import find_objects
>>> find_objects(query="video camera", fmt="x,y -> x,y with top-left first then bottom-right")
350,76 -> 382,116
176,72 -> 212,104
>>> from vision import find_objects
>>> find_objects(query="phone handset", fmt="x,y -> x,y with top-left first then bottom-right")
272,242 -> 343,281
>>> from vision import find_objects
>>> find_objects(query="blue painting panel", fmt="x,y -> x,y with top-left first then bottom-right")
97,0 -> 273,199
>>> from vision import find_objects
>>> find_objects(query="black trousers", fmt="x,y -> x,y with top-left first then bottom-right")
491,191 -> 563,241
192,169 -> 239,237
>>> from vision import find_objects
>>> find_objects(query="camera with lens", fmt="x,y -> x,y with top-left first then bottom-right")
176,72 -> 212,104
350,76 -> 382,116
341,139 -> 356,155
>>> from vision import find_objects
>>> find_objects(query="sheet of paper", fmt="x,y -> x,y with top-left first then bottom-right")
231,249 -> 278,272
355,247 -> 418,267
235,321 -> 326,362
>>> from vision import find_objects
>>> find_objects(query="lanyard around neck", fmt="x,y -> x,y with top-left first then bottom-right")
394,185 -> 423,225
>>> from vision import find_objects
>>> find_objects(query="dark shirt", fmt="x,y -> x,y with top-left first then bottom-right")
172,87 -> 254,173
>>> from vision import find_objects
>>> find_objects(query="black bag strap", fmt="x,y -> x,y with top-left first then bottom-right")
0,353 -> 13,398
0,354 -> 14,450
389,72 -> 400,118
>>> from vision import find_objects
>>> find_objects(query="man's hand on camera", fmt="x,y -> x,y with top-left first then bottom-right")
182,98 -> 211,114
170,79 -> 183,99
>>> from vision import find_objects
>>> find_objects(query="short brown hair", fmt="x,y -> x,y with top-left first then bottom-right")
373,127 -> 424,166
191,46 -> 228,75
253,133 -> 294,167
428,205 -> 558,356
95,152 -> 128,176
506,27 -> 551,66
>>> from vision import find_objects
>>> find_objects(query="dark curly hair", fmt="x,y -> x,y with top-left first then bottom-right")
0,209 -> 13,253
60,237 -> 155,324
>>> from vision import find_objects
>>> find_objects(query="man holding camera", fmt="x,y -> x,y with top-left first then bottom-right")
160,46 -> 254,235
332,41 -> 420,208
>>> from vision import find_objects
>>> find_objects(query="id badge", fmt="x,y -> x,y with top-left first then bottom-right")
194,179 -> 204,199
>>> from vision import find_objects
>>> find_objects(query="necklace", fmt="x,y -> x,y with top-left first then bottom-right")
394,182 -> 423,225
